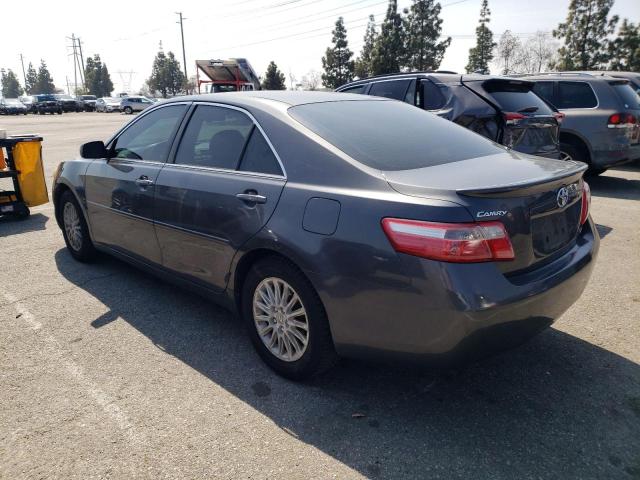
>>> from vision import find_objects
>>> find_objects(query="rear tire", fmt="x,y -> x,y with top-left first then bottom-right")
241,256 -> 337,380
59,190 -> 97,262
560,140 -> 605,175
124,106 -> 133,114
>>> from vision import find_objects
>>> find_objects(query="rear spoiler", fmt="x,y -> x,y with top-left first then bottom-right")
458,163 -> 587,197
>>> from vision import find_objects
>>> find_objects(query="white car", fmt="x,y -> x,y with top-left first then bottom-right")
96,97 -> 122,113
120,96 -> 154,114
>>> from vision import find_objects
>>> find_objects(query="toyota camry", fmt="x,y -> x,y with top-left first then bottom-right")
53,91 -> 598,380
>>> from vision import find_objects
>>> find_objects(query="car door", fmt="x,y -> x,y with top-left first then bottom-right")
84,103 -> 189,264
153,103 -> 286,291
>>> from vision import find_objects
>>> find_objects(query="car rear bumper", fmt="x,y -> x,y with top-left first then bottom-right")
313,219 -> 599,367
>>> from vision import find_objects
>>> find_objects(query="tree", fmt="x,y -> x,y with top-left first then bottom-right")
495,30 -> 522,74
519,31 -> 558,73
321,17 -> 355,89
147,49 -> 186,98
261,61 -> 286,90
465,0 -> 496,74
25,62 -> 37,94
553,0 -> 618,70
609,19 -> 640,71
85,54 -> 114,97
370,0 -> 406,75
301,70 -> 321,90
354,15 -> 378,78
403,0 -> 451,71
35,60 -> 56,94
1,69 -> 24,97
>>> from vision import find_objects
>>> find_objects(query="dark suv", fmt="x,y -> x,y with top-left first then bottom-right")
525,73 -> 640,173
336,72 -> 562,159
33,94 -> 63,115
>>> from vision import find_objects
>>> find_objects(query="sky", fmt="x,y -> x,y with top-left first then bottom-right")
1,0 -> 638,94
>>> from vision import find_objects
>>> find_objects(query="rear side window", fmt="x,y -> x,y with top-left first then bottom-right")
610,82 -> 640,109
421,80 -> 446,110
369,80 -> 412,101
175,105 -> 253,169
239,128 -> 283,176
557,82 -> 597,109
482,80 -> 553,114
532,82 -> 555,103
289,100 -> 502,171
340,85 -> 366,94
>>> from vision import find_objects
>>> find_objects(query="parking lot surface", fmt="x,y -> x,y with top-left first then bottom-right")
1,113 -> 639,479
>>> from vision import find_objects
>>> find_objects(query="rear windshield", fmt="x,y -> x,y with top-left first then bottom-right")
481,80 -> 553,114
288,100 -> 502,171
611,82 -> 640,109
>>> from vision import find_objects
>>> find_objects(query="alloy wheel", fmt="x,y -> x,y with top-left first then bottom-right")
253,277 -> 309,362
559,151 -> 573,161
63,202 -> 82,251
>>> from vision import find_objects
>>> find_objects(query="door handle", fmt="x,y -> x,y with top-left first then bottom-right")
135,176 -> 154,187
236,193 -> 267,204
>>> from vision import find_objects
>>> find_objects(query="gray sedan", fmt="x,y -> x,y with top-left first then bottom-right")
52,92 -> 598,380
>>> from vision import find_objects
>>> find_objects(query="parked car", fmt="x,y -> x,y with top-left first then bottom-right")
53,92 -> 597,380
96,97 -> 122,113
0,98 -> 28,115
54,94 -> 82,112
19,95 -> 36,113
336,72 -> 562,159
524,73 -> 640,173
77,95 -> 98,111
32,94 -> 63,115
120,96 -> 154,114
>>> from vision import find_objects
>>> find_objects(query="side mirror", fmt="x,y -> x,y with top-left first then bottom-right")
80,141 -> 109,159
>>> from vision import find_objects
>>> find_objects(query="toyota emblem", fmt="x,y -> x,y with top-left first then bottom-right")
557,187 -> 569,208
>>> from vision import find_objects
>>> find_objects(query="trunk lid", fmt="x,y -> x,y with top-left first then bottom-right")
463,78 -> 561,158
384,153 -> 587,273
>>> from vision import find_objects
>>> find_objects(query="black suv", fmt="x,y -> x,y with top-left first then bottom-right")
33,94 -> 63,115
337,72 -> 561,159
54,94 -> 82,112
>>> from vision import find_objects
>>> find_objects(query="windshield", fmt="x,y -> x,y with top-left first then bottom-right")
5,99 -> 22,105
611,82 -> 640,109
82,95 -> 97,100
57,95 -> 73,100
37,95 -> 56,101
289,100 -> 502,171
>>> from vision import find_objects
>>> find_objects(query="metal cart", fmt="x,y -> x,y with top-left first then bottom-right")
0,135 -> 45,219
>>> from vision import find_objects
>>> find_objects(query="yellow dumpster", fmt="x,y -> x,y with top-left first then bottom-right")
13,138 -> 48,207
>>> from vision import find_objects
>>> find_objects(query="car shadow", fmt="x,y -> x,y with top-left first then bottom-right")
0,212 -> 49,235
54,249 -> 640,479
588,172 -> 640,201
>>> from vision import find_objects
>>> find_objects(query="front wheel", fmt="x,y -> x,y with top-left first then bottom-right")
124,106 -> 133,114
241,257 -> 337,380
59,190 -> 97,262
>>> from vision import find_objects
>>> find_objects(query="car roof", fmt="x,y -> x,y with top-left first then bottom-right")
162,90 -> 379,107
517,72 -> 624,83
337,72 -> 532,88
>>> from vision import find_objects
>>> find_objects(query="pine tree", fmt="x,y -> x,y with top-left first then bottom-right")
321,17 -> 355,89
147,49 -> 186,98
261,61 -> 286,90
609,19 -> 640,71
370,0 -> 406,75
35,60 -> 56,94
355,16 -> 378,79
25,62 -> 38,94
403,0 -> 451,71
1,69 -> 24,97
85,54 -> 114,97
553,0 -> 619,70
465,0 -> 496,74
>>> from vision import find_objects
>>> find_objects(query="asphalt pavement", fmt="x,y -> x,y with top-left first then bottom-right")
0,112 -> 639,480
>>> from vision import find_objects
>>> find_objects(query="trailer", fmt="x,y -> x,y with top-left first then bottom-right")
196,58 -> 261,93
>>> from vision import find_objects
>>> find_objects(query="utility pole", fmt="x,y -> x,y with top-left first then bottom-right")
77,37 -> 86,88
70,34 -> 79,95
19,54 -> 27,91
176,12 -> 188,83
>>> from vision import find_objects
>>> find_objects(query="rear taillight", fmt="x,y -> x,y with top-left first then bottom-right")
503,112 -> 526,125
381,218 -> 515,263
553,112 -> 565,124
607,113 -> 636,128
580,181 -> 591,225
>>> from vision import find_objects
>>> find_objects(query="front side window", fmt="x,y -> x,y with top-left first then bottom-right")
368,80 -> 412,101
175,105 -> 253,169
557,82 -> 598,109
341,85 -> 366,94
113,104 -> 187,161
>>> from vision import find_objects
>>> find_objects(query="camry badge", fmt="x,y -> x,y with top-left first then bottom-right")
557,187 -> 569,208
